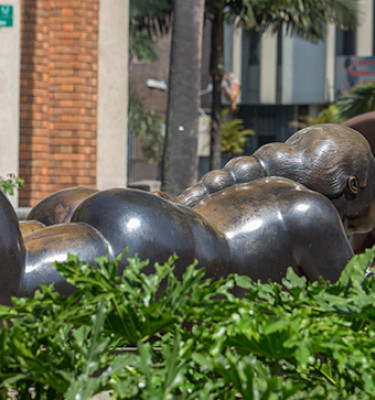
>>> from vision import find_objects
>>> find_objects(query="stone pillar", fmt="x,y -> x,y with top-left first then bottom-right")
96,0 -> 128,190
232,22 -> 242,104
356,0 -> 373,57
0,0 -> 21,207
325,24 -> 336,103
260,31 -> 277,104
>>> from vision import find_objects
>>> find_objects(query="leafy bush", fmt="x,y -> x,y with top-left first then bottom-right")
296,104 -> 344,128
336,83 -> 375,120
1,248 -> 375,399
295,82 -> 375,128
0,174 -> 24,196
221,109 -> 254,155
128,95 -> 164,164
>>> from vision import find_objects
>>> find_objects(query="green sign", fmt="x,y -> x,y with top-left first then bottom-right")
0,5 -> 13,27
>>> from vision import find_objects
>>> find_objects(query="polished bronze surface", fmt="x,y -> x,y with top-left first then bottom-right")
70,188 -> 230,279
0,192 -> 25,305
194,177 -> 353,284
0,124 -> 374,304
27,186 -> 98,226
20,223 -> 111,297
19,220 -> 46,237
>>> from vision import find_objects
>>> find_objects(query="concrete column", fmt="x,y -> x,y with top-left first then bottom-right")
232,22 -> 242,103
356,0 -> 373,57
260,30 -> 277,104
0,0 -> 20,207
325,24 -> 336,103
97,0 -> 129,190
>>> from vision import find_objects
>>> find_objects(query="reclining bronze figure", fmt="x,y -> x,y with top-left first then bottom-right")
0,124 -> 374,304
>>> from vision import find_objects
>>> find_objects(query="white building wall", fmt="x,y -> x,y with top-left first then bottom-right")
325,24 -> 336,103
259,31 -> 277,104
232,23 -> 243,103
356,0 -> 374,56
0,0 -> 20,208
97,0 -> 129,190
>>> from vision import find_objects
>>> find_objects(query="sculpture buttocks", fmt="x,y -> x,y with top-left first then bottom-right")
193,177 -> 353,283
0,123 -> 374,305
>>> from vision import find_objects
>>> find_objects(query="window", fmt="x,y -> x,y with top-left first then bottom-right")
249,34 -> 260,65
336,27 -> 356,56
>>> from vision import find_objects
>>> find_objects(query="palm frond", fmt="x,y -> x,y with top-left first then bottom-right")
336,83 -> 375,120
219,0 -> 361,42
130,0 -> 173,35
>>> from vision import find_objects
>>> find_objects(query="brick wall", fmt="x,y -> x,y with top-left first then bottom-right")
19,0 -> 98,206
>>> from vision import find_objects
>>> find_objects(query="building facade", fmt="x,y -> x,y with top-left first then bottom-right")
0,0 -> 129,207
225,0 -> 375,152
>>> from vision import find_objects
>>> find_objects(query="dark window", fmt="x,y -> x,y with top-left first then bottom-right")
249,34 -> 260,65
336,27 -> 356,55
277,29 -> 283,65
276,29 -> 283,103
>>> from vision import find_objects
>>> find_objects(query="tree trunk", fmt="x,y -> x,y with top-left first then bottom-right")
209,14 -> 224,171
161,0 -> 205,196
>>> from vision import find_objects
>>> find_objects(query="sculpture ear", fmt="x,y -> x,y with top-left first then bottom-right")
348,176 -> 358,195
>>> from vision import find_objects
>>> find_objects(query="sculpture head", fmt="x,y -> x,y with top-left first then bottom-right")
255,124 -> 375,234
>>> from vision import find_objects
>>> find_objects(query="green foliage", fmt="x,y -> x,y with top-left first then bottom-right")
336,83 -> 375,121
128,95 -> 164,163
220,109 -> 254,155
129,0 -> 173,63
296,104 -> 344,128
129,0 -> 173,36
0,174 -> 24,196
296,82 -> 375,128
2,248 -> 375,399
129,28 -> 161,64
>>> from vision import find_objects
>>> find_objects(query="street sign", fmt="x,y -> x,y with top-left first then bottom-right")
0,5 -> 13,27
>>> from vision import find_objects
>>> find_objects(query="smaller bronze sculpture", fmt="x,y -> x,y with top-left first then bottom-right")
0,124 -> 374,305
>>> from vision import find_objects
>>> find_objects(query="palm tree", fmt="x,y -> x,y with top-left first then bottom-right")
161,0 -> 205,195
206,0 -> 361,170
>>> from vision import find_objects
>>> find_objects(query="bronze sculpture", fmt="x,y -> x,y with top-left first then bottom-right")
0,124 -> 374,305
342,112 -> 375,253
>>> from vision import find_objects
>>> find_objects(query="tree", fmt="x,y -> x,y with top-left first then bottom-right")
206,0 -> 361,170
161,0 -> 205,195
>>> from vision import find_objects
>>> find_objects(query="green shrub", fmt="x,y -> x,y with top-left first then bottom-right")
220,109 -> 254,155
1,248 -> 375,399
0,174 -> 24,196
